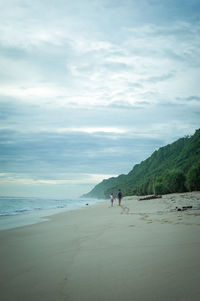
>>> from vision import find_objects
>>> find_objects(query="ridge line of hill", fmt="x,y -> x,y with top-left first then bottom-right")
83,129 -> 200,199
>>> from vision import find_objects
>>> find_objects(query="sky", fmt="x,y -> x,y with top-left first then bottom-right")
0,0 -> 200,198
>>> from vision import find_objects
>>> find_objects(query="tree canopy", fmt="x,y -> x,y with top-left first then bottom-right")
83,129 -> 200,199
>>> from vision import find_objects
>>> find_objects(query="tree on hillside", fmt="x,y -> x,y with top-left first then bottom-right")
186,161 -> 200,191
84,129 -> 200,198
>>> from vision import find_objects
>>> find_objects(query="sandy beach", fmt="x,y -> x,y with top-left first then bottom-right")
1,192 -> 200,301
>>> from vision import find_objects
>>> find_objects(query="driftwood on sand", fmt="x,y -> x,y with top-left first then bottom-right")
176,205 -> 193,211
138,195 -> 162,201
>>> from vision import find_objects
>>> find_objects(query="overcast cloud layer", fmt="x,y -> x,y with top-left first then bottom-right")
0,0 -> 200,197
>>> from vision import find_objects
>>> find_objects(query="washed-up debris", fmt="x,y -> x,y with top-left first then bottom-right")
139,195 -> 162,201
176,206 -> 193,211
182,206 -> 193,210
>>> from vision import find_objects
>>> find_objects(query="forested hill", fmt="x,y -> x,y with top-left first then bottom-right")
83,129 -> 200,199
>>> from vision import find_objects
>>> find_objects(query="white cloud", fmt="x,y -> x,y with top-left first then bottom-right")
0,173 -> 117,185
55,127 -> 126,134
0,0 -> 200,197
0,13 -> 199,108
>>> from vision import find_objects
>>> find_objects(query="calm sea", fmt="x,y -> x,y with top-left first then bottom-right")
0,196 -> 103,230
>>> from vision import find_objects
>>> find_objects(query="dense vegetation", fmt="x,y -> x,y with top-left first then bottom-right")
83,129 -> 200,199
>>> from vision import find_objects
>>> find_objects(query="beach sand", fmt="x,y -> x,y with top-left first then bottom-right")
1,192 -> 200,301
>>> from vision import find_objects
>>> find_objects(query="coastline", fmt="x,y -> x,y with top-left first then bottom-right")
1,192 -> 200,301
0,197 -> 105,231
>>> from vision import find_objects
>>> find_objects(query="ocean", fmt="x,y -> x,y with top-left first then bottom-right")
0,196 -> 103,230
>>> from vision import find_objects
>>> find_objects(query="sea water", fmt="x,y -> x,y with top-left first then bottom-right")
0,196 -> 103,230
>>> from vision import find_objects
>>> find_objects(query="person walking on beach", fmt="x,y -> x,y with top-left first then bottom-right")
117,189 -> 123,206
110,193 -> 114,207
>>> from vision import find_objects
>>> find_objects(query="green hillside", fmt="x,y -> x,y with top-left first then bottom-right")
83,129 -> 200,199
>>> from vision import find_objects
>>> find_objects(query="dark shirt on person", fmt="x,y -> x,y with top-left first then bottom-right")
118,191 -> 122,199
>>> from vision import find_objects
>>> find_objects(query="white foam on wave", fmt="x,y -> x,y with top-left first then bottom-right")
0,196 -> 104,230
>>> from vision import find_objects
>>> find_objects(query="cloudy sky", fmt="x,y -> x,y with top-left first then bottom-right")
0,0 -> 200,198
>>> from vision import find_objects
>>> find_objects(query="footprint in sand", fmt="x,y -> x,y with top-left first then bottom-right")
121,206 -> 130,214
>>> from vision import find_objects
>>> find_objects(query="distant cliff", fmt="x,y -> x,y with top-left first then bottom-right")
83,129 -> 200,199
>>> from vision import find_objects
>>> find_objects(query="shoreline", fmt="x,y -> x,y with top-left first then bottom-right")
0,198 -> 105,231
1,192 -> 200,301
